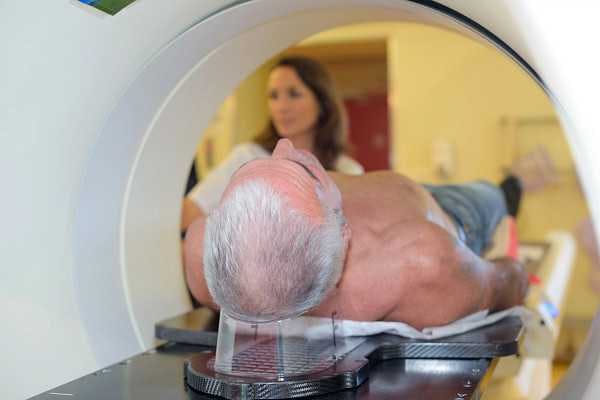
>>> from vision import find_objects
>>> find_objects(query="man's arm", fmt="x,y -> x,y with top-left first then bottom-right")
485,256 -> 529,312
386,221 -> 528,329
183,216 -> 218,309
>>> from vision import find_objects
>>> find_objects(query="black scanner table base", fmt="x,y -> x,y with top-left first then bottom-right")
30,346 -> 494,400
30,311 -> 522,400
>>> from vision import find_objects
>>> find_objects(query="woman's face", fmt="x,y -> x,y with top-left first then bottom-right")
267,66 -> 320,142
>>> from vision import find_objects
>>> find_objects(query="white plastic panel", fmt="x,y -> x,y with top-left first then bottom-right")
0,1 -> 239,398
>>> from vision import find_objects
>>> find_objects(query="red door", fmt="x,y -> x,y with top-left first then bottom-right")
344,92 -> 390,171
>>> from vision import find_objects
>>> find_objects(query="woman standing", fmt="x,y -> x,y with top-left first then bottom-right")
182,56 -> 363,230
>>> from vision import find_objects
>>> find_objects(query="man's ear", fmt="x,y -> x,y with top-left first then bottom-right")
273,138 -> 329,184
272,138 -> 295,158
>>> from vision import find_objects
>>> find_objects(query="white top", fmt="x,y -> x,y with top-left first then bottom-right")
188,142 -> 364,213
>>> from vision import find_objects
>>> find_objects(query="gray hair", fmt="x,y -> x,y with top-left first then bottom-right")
203,180 -> 346,322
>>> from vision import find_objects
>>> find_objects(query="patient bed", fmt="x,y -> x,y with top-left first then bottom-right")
30,232 -> 574,400
31,308 -> 521,400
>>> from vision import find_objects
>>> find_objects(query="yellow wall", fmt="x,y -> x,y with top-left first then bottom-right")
193,95 -> 235,180
194,60 -> 272,180
230,60 -> 273,143
388,24 -> 552,181
387,23 -> 597,318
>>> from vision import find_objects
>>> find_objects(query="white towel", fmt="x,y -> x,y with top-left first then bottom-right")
297,307 -> 528,340
329,306 -> 534,340
298,306 -> 551,357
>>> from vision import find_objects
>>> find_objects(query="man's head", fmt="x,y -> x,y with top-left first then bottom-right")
203,139 -> 350,322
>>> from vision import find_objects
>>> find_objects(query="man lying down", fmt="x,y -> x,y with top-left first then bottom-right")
183,139 -> 529,330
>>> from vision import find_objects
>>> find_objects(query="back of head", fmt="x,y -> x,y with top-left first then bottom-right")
203,179 -> 346,322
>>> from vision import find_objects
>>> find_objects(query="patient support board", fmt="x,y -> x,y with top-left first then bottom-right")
31,308 -> 522,400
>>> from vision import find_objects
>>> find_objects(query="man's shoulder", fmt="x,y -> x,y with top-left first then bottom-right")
332,169 -> 417,189
364,171 -> 422,191
341,218 -> 462,322
378,218 -> 460,269
409,216 -> 455,240
349,218 -> 455,266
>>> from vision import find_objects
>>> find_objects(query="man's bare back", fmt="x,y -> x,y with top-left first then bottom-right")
307,172 -> 499,328
184,140 -> 528,329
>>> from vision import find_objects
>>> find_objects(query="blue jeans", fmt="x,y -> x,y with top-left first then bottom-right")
424,181 -> 508,255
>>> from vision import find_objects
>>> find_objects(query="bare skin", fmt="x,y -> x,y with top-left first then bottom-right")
184,140 -> 528,329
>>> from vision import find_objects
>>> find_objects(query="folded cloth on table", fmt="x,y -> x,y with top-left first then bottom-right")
333,306 -> 533,340
302,306 -> 537,341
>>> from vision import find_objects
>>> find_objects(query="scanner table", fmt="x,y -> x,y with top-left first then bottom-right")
31,309 -> 522,400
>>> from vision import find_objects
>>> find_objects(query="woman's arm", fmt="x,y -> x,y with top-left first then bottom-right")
183,216 -> 218,309
181,143 -> 267,230
181,197 -> 205,231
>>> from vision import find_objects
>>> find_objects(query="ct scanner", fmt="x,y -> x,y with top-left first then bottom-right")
1,1 -> 600,399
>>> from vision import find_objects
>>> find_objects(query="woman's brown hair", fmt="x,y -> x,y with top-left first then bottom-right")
254,57 -> 348,170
